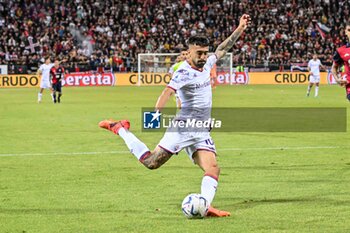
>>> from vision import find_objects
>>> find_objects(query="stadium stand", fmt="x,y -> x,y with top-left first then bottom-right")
0,0 -> 349,73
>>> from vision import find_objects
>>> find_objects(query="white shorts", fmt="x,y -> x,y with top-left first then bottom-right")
158,130 -> 216,162
40,79 -> 51,89
310,75 -> 320,83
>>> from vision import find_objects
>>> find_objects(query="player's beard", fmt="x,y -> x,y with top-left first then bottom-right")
195,60 -> 206,68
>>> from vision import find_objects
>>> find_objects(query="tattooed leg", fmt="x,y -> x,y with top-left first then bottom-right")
140,146 -> 173,170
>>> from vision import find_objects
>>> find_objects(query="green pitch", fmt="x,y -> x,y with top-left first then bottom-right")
0,85 -> 349,233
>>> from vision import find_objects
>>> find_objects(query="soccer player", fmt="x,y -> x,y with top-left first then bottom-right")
99,14 -> 251,217
168,50 -> 188,75
37,56 -> 55,103
168,50 -> 188,109
306,54 -> 326,97
50,59 -> 65,103
331,22 -> 350,99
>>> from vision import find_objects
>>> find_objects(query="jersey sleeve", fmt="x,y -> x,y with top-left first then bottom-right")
333,50 -> 344,65
167,70 -> 190,91
206,55 -> 218,69
39,65 -> 43,71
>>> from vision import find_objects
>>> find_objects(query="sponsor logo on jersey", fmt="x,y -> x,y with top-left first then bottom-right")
195,80 -> 211,89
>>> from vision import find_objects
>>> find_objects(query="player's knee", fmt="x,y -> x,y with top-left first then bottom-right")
206,163 -> 220,176
347,94 -> 350,101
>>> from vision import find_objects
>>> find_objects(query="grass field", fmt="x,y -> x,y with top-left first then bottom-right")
1,85 -> 350,233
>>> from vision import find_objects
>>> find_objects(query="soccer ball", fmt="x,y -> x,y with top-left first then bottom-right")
181,193 -> 209,218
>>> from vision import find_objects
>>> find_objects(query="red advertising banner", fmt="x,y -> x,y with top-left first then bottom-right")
62,72 -> 115,86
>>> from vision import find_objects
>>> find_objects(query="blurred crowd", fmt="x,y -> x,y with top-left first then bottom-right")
0,0 -> 349,73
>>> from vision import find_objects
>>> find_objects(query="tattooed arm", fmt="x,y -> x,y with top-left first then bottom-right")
215,14 -> 251,60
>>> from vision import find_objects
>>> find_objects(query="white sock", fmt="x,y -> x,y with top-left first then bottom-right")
50,93 -> 54,100
118,128 -> 150,160
307,86 -> 311,95
315,86 -> 319,97
201,175 -> 218,205
38,93 -> 42,101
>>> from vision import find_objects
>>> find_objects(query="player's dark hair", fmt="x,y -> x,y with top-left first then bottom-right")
187,35 -> 210,47
347,21 -> 350,27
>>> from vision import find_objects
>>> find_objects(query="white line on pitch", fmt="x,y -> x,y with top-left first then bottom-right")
219,146 -> 349,151
0,146 -> 348,157
0,151 -> 127,157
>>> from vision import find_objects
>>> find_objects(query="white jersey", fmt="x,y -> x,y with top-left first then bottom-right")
308,59 -> 322,76
39,63 -> 54,80
168,55 -> 217,120
158,55 -> 218,156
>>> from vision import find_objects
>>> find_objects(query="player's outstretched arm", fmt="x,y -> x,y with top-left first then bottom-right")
215,14 -> 250,60
155,87 -> 175,111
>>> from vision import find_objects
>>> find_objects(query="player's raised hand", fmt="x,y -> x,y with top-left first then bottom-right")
239,14 -> 251,30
